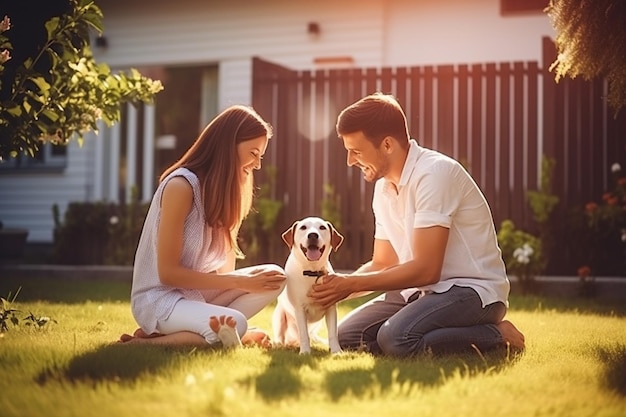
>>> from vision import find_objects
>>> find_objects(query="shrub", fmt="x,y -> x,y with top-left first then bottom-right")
238,165 -> 284,266
52,190 -> 148,265
497,220 -> 545,294
571,163 -> 626,276
320,183 -> 342,229
1,288 -> 56,332
497,155 -> 556,293
526,156 -> 559,270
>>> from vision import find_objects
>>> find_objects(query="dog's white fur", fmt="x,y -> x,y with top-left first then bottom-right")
272,217 -> 344,354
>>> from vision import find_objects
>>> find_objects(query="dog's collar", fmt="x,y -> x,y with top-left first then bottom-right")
302,270 -> 325,277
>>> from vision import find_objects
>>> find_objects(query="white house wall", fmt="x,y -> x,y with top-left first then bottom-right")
0,137 -> 96,242
385,0 -> 555,67
94,0 -> 386,106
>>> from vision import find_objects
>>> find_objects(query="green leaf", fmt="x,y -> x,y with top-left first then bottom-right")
83,11 -> 104,34
41,109 -> 60,123
30,76 -> 51,93
5,105 -> 22,117
45,17 -> 60,40
34,121 -> 48,134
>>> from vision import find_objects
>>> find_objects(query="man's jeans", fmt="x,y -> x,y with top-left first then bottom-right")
337,285 -> 506,357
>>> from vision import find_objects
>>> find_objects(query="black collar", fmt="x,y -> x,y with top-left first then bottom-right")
303,270 -> 325,277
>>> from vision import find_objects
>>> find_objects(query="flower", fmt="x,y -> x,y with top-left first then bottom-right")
577,265 -> 596,297
0,49 -> 10,64
513,243 -> 534,264
0,16 -> 10,33
611,162 -> 622,173
497,220 -> 544,294
577,265 -> 591,279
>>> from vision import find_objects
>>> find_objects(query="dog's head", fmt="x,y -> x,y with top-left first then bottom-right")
282,217 -> 344,263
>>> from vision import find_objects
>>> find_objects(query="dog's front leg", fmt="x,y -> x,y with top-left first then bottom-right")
294,307 -> 311,354
325,305 -> 342,354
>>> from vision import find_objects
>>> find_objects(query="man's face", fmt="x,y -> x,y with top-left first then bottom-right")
341,131 -> 389,182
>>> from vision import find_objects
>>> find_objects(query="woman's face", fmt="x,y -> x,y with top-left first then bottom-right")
237,135 -> 269,184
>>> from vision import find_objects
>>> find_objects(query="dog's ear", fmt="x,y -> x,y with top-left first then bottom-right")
282,221 -> 298,248
327,221 -> 344,251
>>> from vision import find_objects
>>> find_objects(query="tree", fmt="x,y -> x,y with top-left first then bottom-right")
546,0 -> 626,115
0,0 -> 163,160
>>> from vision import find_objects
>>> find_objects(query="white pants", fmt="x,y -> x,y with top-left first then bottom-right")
156,265 -> 285,344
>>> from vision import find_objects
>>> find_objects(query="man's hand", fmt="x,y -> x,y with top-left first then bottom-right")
309,273 -> 352,310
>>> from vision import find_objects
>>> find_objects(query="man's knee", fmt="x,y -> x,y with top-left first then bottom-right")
337,324 -> 363,350
376,322 -> 421,357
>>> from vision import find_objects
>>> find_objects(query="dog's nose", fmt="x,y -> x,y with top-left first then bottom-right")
307,232 -> 318,240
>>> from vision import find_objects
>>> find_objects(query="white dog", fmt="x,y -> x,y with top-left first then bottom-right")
272,216 -> 344,354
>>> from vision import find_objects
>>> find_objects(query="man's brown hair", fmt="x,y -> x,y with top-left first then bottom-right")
336,93 -> 410,147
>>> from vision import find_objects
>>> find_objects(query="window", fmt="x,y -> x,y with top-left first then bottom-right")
501,0 -> 548,15
0,143 -> 67,171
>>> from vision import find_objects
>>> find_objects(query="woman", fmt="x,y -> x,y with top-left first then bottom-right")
119,105 -> 286,347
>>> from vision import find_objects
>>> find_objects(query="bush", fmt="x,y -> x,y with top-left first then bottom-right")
52,191 -> 148,265
569,163 -> 626,277
497,220 -> 545,294
238,165 -> 284,266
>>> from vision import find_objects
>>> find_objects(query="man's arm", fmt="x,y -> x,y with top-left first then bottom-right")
340,238 -> 399,299
353,238 -> 399,273
311,226 -> 449,308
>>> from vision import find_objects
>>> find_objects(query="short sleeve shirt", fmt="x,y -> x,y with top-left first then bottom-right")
372,140 -> 510,306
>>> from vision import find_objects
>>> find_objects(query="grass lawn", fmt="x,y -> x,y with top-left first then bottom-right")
0,275 -> 625,417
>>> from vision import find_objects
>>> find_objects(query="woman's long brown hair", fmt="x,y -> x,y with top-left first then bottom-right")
160,105 -> 272,257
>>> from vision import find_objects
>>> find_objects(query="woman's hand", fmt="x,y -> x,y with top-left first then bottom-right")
309,273 -> 352,310
234,267 -> 286,293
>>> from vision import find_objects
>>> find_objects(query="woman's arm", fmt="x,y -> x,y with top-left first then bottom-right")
156,178 -> 283,292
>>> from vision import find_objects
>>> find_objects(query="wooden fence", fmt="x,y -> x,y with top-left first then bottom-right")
252,37 -> 626,272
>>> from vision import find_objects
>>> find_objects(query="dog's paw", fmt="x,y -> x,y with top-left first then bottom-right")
209,315 -> 242,349
329,340 -> 342,353
298,346 -> 312,355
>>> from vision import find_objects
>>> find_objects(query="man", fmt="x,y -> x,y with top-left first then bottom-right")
310,93 -> 525,357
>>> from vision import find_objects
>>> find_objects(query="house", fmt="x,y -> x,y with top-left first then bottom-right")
0,0 -> 554,248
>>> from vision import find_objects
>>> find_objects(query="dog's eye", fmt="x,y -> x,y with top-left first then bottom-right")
320,225 -> 327,230
299,225 -> 307,230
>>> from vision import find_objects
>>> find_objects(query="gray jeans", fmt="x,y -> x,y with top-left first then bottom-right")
338,285 -> 506,357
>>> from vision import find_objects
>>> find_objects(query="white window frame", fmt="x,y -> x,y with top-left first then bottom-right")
0,143 -> 68,171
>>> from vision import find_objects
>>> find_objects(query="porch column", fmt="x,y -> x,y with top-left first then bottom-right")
125,103 -> 138,202
143,104 -> 155,202
92,120 -> 105,201
109,121 -> 121,203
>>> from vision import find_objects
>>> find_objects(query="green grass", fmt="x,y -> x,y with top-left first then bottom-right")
0,276 -> 625,417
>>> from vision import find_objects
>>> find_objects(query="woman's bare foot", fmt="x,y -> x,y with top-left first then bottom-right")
118,328 -> 164,343
496,320 -> 526,351
209,315 -> 242,349
241,328 -> 272,348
